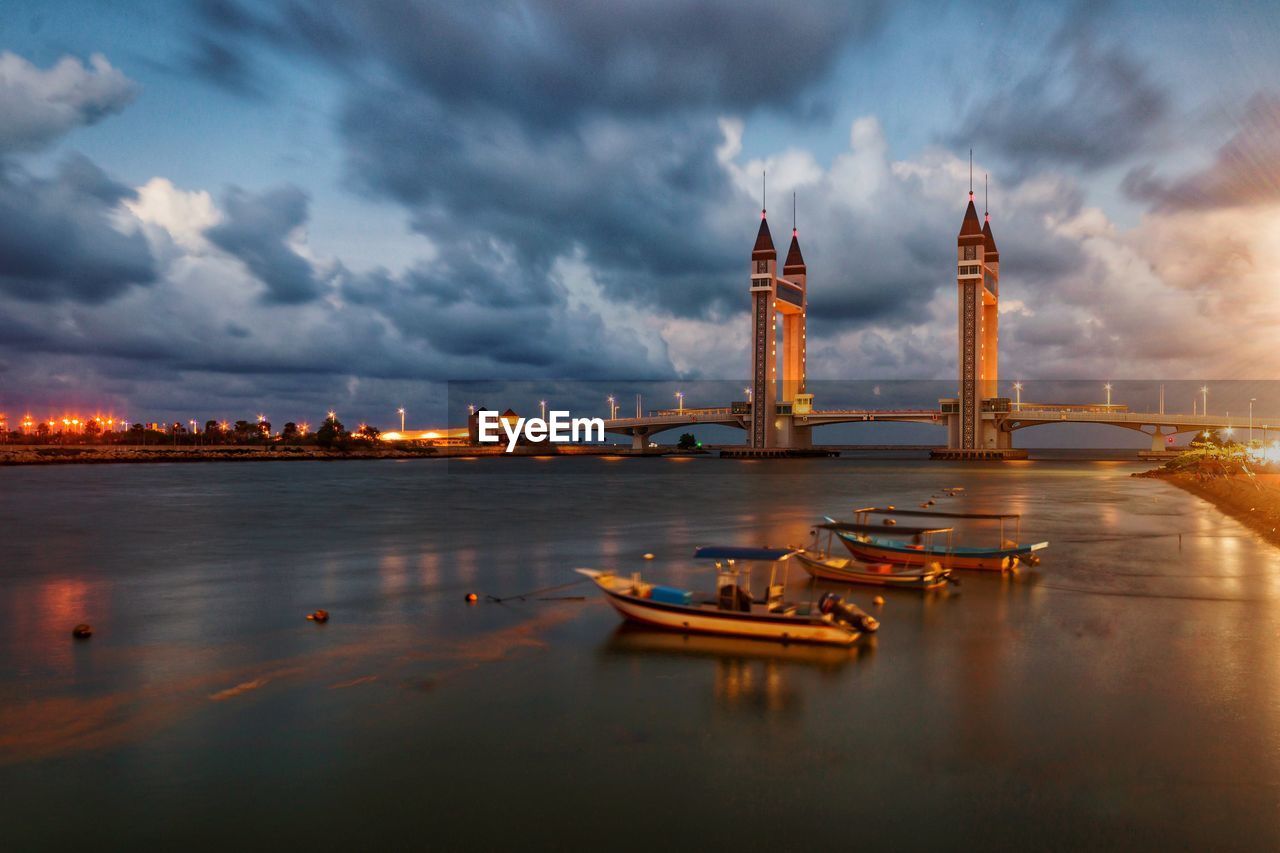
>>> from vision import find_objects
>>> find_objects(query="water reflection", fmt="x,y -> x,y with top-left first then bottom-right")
599,624 -> 869,718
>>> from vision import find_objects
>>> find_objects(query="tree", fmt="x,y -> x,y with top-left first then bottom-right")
677,432 -> 698,450
357,424 -> 382,442
281,422 -> 300,441
84,419 -> 103,439
316,415 -> 347,448
36,422 -> 51,441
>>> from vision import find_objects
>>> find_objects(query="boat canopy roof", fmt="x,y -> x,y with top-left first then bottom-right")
693,546 -> 798,562
820,521 -> 952,536
853,506 -> 1021,521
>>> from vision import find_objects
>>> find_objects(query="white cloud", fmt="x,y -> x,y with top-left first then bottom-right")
0,52 -> 137,153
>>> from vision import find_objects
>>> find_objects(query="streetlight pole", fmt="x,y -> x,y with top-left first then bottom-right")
1013,382 -> 1022,411
540,400 -> 547,421
1105,383 -> 1112,408
1250,398 -> 1255,445
398,408 -> 405,432
607,396 -> 617,419
676,391 -> 684,414
1201,386 -> 1208,419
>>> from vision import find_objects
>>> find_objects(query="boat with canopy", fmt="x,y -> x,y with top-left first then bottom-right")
829,507 -> 1048,571
797,521 -> 955,590
577,546 -> 878,646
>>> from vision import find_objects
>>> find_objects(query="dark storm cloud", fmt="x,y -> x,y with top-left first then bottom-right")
194,0 -> 884,121
190,0 -> 888,322
206,184 -> 324,304
184,35 -> 265,98
339,92 -> 739,317
1123,92 -> 1280,210
0,154 -> 156,303
951,26 -> 1169,172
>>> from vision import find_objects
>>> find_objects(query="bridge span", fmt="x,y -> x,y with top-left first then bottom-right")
604,404 -> 1277,453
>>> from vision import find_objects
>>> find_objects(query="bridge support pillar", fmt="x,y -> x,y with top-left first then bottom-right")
631,430 -> 648,452
1150,426 -> 1168,453
774,418 -> 811,449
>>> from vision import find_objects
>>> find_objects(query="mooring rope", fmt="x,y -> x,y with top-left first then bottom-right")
484,576 -> 592,603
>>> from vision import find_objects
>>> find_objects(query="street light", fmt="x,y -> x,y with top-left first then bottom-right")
1249,398 -> 1256,445
1201,386 -> 1208,418
607,395 -> 617,419
540,400 -> 547,420
675,391 -> 685,413
398,407 -> 406,432
1013,382 -> 1022,411
744,387 -> 753,402
1104,382 -> 1112,407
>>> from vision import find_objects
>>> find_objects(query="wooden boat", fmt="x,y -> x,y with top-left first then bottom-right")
577,546 -> 878,646
828,507 -> 1048,572
798,522 -> 953,590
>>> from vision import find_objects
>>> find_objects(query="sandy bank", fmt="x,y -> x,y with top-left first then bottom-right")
1137,467 -> 1280,548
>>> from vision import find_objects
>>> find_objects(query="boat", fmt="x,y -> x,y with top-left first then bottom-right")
797,522 -> 954,590
827,507 -> 1048,572
576,546 -> 878,646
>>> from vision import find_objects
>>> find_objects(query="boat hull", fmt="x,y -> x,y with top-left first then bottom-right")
579,571 -> 860,646
796,553 -> 949,589
835,534 -> 1017,571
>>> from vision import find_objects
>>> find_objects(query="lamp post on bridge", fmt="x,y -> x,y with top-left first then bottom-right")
398,407 -> 405,432
1105,383 -> 1112,408
540,400 -> 547,421
1013,382 -> 1022,411
675,391 -> 684,414
1250,398 -> 1255,445
607,396 -> 618,420
1201,386 -> 1208,419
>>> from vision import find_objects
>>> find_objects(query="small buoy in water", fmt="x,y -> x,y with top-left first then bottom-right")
872,596 -> 885,607
643,553 -> 655,560
883,518 -> 897,526
307,609 -> 330,623
465,593 -> 479,604
72,623 -> 93,639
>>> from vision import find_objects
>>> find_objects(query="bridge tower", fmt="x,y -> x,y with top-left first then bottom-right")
748,201 -> 809,449
946,185 -> 1010,453
749,207 -> 778,448
780,221 -> 808,405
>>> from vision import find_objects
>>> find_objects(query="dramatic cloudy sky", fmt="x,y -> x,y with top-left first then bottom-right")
1,0 -> 1278,428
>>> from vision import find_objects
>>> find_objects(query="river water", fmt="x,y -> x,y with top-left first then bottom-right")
1,456 -> 1278,849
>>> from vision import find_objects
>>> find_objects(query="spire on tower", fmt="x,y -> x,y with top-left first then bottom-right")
784,191 -> 805,271
958,196 -> 982,238
753,170 -> 775,258
981,174 -> 998,256
969,148 -> 974,200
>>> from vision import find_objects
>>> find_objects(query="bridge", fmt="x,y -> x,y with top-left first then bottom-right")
604,404 -> 1273,453
599,186 -> 1274,459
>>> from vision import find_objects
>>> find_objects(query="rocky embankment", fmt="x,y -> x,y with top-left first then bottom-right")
1136,456 -> 1280,547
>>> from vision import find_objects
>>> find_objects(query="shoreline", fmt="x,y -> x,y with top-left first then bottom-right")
0,444 -> 665,465
1138,468 -> 1280,548
1,444 -> 1162,466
